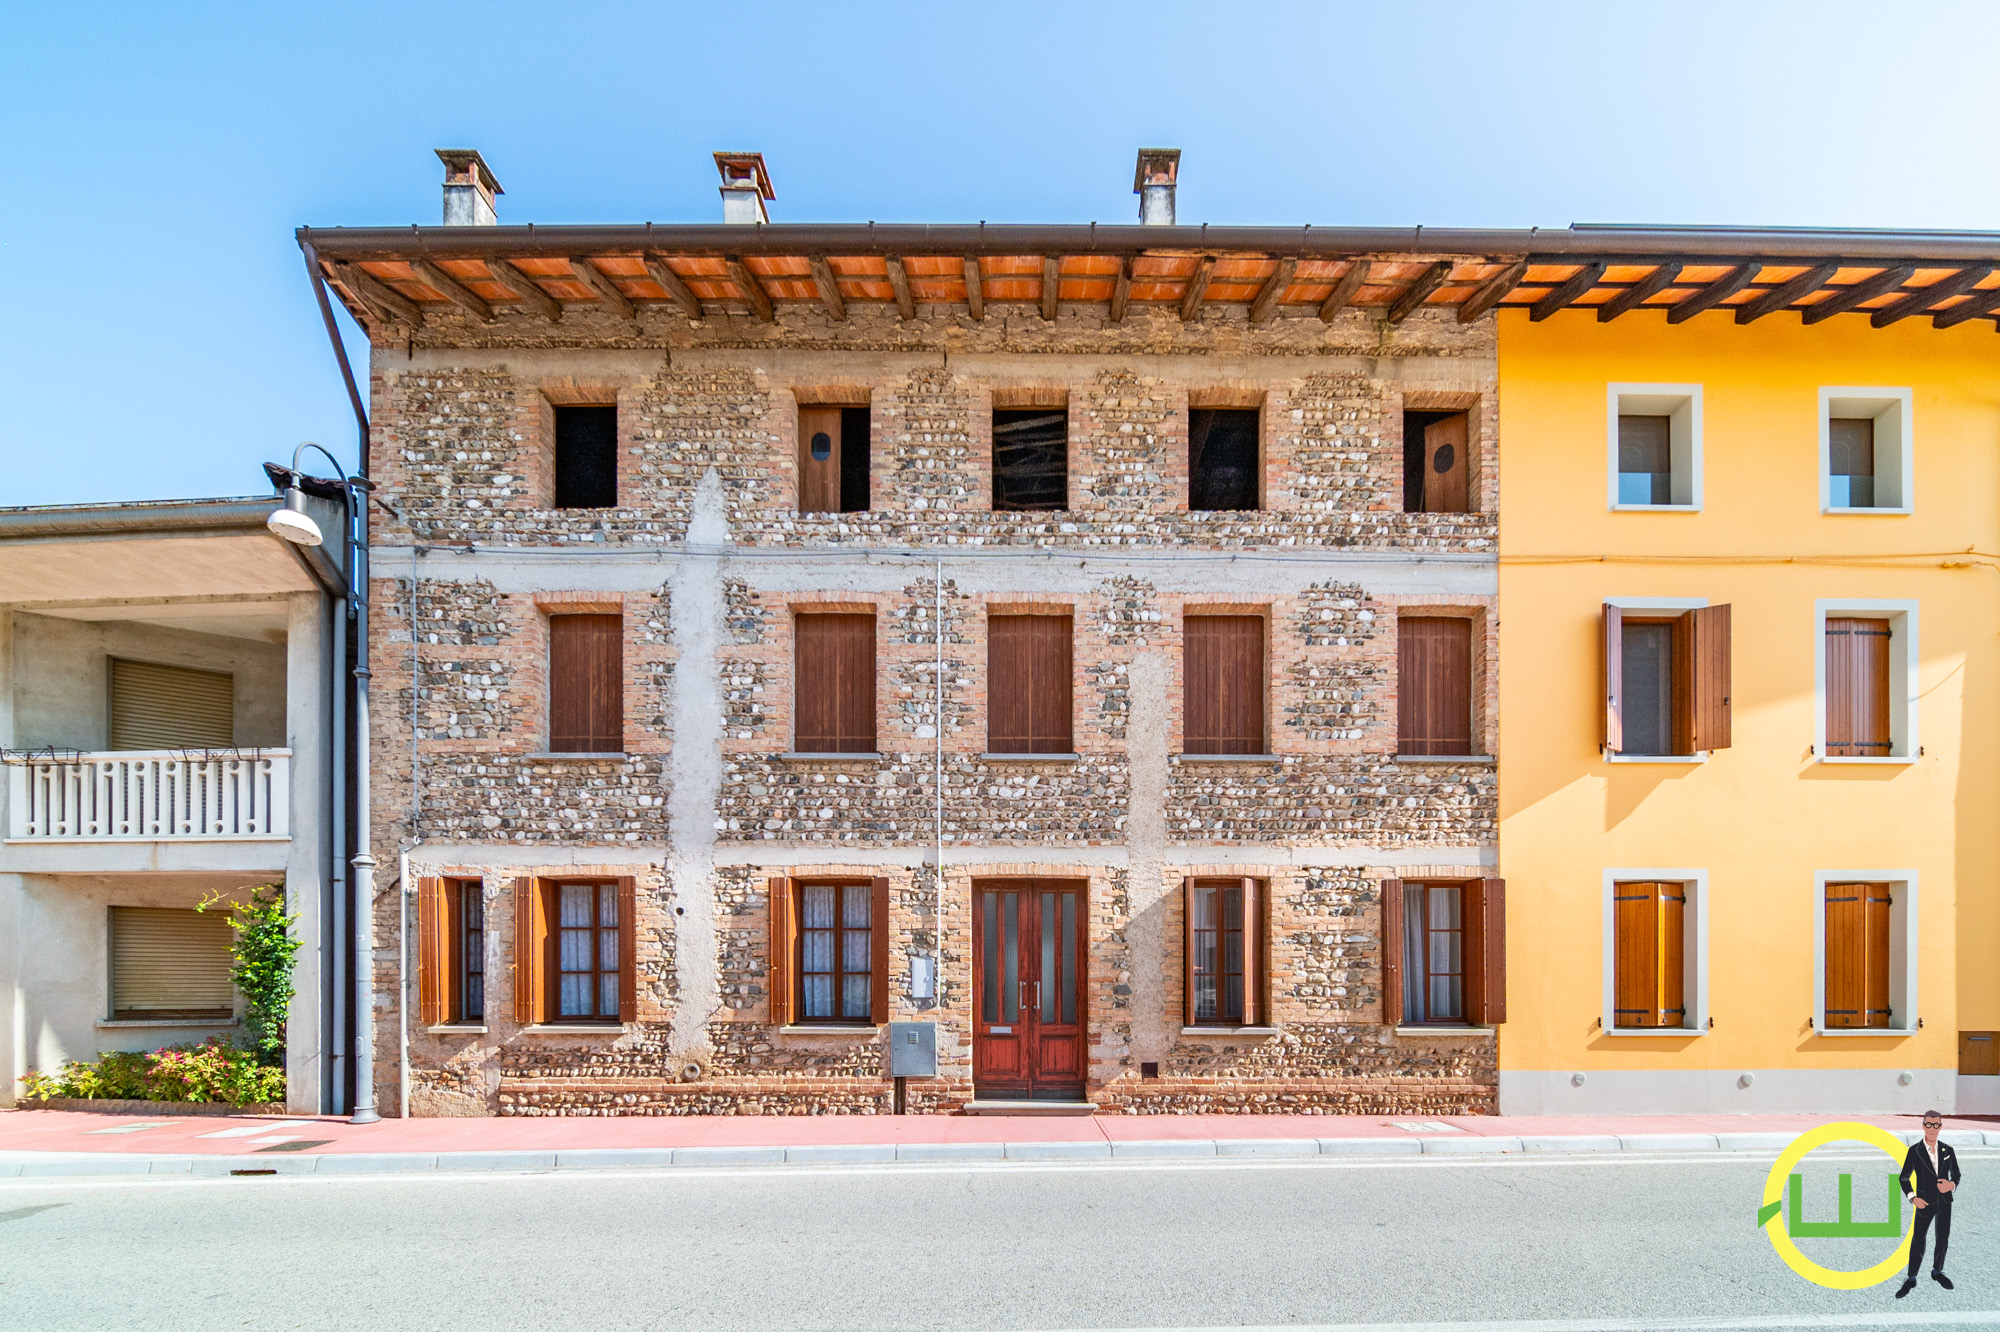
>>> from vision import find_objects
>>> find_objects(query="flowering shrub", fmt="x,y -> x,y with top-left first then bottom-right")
199,884 -> 299,1066
19,1038 -> 284,1106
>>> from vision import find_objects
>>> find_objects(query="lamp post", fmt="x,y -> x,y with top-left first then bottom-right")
267,442 -> 380,1124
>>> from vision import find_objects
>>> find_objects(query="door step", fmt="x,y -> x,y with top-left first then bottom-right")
963,1100 -> 1098,1117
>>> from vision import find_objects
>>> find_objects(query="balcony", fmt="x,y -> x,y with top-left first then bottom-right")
6,750 -> 290,842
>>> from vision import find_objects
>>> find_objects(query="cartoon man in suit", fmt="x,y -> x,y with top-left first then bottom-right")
1895,1110 -> 1960,1298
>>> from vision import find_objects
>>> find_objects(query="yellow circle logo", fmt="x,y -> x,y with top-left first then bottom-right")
1758,1121 -> 1913,1289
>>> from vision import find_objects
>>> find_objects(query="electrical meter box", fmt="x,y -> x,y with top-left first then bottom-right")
887,1022 -> 938,1078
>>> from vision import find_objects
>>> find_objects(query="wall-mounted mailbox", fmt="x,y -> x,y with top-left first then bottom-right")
887,1021 -> 937,1078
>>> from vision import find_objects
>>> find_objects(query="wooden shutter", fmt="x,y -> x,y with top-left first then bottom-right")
1422,412 -> 1469,514
1398,617 -> 1473,756
1825,883 -> 1891,1029
1660,886 -> 1686,1025
1677,605 -> 1732,753
1380,879 -> 1404,1027
1180,877 -> 1198,1026
1959,1032 -> 2000,1077
109,659 -> 235,750
1476,878 -> 1505,1025
1184,615 -> 1264,755
988,615 -> 1073,753
869,876 -> 891,1024
1614,883 -> 1662,1027
549,614 -> 622,753
1601,604 -> 1624,754
798,405 -> 843,513
796,614 -> 876,753
617,877 -> 638,1023
513,876 -> 546,1025
768,877 -> 796,1026
1826,618 -> 1892,757
109,906 -> 235,1018
1864,886 -> 1891,1028
1240,877 -> 1263,1027
416,878 -> 448,1027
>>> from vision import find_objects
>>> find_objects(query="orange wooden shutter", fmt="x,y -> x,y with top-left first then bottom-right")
617,877 -> 638,1023
1614,883 -> 1661,1027
1824,885 -> 1863,1028
1240,877 -> 1263,1027
1687,604 -> 1732,751
1660,885 -> 1686,1024
869,877 -> 892,1024
1380,879 -> 1404,1027
1826,620 -> 1892,757
1602,604 -> 1624,754
1181,877 -> 1198,1026
1477,878 -> 1506,1025
416,877 -> 448,1027
513,876 -> 546,1025
768,877 -> 796,1026
1865,886 -> 1892,1028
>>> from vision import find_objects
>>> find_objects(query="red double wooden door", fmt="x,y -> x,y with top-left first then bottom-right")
972,880 -> 1086,1101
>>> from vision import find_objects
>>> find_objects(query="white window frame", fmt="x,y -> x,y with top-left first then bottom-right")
1604,596 -> 1710,764
1819,387 -> 1913,515
1601,869 -> 1708,1036
1813,870 -> 1918,1036
1814,599 -> 1919,764
1608,384 -> 1702,512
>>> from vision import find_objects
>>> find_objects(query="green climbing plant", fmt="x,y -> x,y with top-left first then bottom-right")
199,884 -> 300,1067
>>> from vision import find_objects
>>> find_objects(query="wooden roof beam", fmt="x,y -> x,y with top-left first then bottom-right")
963,257 -> 985,320
1666,264 -> 1759,324
1800,265 -> 1915,325
1388,261 -> 1454,324
807,255 -> 848,321
332,261 -> 423,327
1731,262 -> 1838,324
1528,263 -> 1605,322
482,257 -> 561,321
1318,261 -> 1370,322
408,258 -> 493,322
1932,283 -> 2000,329
1108,256 -> 1132,324
1248,258 -> 1298,324
1457,260 -> 1527,323
642,254 -> 705,319
1180,255 -> 1216,321
1595,262 -> 1683,322
1870,265 -> 1994,327
569,257 -> 635,320
725,257 -> 775,322
1041,255 -> 1061,320
885,256 -> 915,320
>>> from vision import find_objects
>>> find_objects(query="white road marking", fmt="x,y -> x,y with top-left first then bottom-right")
1033,1316 -> 2000,1331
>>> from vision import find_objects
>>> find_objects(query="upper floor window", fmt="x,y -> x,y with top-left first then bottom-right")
548,613 -> 621,754
1397,616 -> 1474,756
1183,615 -> 1265,755
992,406 -> 1068,511
1188,408 -> 1261,511
798,404 -> 871,513
1817,601 -> 1916,763
553,404 -> 618,509
1403,410 -> 1470,513
1821,389 -> 1912,514
1608,386 -> 1700,510
987,614 -> 1073,755
1601,602 -> 1731,759
794,613 -> 876,754
110,658 -> 234,750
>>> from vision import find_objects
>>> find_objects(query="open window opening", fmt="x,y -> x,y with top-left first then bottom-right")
1381,878 -> 1505,1028
798,405 -> 871,513
1188,408 -> 1261,511
1822,389 -> 1911,513
1601,602 -> 1732,758
1818,602 -> 1916,762
992,407 -> 1068,511
1182,877 -> 1265,1027
1608,387 -> 1700,510
1816,874 -> 1915,1034
1402,410 -> 1469,513
553,404 -> 619,509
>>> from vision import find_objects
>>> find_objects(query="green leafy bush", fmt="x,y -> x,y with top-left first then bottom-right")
200,884 -> 300,1066
19,1038 -> 285,1106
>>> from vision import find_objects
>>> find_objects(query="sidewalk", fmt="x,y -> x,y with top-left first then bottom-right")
2,1107 -> 1993,1178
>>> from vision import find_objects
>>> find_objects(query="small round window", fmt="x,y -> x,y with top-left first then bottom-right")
1431,443 -> 1456,474
810,432 -> 833,461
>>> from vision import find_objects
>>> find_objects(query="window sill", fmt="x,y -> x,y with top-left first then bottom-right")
1393,1025 -> 1493,1036
1395,754 -> 1495,765
1607,1027 -> 1703,1037
1179,1026 -> 1279,1037
777,1025 -> 879,1036
1818,756 -> 1916,766
525,752 -> 630,762
519,1024 -> 629,1035
1173,753 -> 1281,763
980,752 -> 1080,762
1823,506 -> 1912,517
98,1018 -> 238,1029
1610,503 -> 1700,514
427,1024 -> 487,1035
1606,753 -> 1707,765
1815,1027 -> 1917,1038
778,751 -> 882,761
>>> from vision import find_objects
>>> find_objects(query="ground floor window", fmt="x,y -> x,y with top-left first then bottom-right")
1382,878 -> 1506,1028
767,877 -> 890,1026
109,905 -> 234,1021
1183,877 -> 1264,1026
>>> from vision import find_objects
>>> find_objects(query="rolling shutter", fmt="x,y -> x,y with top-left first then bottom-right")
109,659 -> 234,750
110,906 -> 234,1018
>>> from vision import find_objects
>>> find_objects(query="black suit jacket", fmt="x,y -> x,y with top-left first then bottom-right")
1901,1139 -> 1961,1207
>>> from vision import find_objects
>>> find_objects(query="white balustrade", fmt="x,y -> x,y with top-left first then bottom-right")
5,750 -> 290,841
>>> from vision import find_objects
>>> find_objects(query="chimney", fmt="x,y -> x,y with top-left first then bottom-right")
714,152 -> 775,225
436,149 -> 502,226
1134,148 -> 1180,226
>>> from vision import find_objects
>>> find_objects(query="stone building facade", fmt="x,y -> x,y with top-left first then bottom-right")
314,154 -> 1510,1116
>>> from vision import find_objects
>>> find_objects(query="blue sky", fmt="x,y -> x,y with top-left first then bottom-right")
4,0 -> 1996,506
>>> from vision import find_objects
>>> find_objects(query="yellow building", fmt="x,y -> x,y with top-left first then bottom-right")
1495,236 -> 2000,1114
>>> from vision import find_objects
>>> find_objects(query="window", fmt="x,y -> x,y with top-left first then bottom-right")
548,614 -> 621,753
553,404 -> 618,509
1607,386 -> 1700,510
417,878 -> 485,1025
110,659 -> 234,749
1382,878 -> 1505,1027
1601,602 -> 1732,758
1821,389 -> 1911,513
767,877 -> 891,1026
1816,601 -> 1916,762
109,906 -> 235,1021
1189,408 -> 1260,511
1403,410 -> 1469,513
1182,877 -> 1264,1026
1398,616 -> 1473,755
1613,882 -> 1686,1029
797,405 -> 871,513
992,406 -> 1068,510
1183,615 -> 1264,755
988,614 -> 1072,754
1814,872 -> 1915,1034
794,613 -> 876,754
511,878 -> 635,1026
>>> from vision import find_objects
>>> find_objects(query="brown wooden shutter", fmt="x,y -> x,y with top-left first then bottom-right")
1865,886 -> 1892,1028
798,405 -> 844,513
1602,604 -> 1624,754
1398,617 -> 1473,756
109,659 -> 236,750
1660,885 -> 1687,1025
870,876 -> 892,1024
1613,882 -> 1660,1027
1422,412 -> 1469,514
796,614 -> 876,753
513,876 -> 546,1025
1826,619 -> 1892,757
617,877 -> 638,1023
1380,878 -> 1404,1027
988,615 -> 1073,753
1685,604 -> 1732,751
1181,877 -> 1198,1026
416,877 -> 448,1028
768,877 -> 796,1026
1184,615 -> 1264,754
1824,885 -> 1862,1028
1477,877 -> 1506,1025
1240,877 -> 1263,1027
549,614 -> 623,753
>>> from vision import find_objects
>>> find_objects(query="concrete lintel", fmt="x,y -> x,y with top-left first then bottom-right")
403,842 -> 1496,871
0,843 -> 292,876
383,347 -> 670,380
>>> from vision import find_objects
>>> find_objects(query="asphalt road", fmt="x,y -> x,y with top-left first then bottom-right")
3,1150 -> 1996,1331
